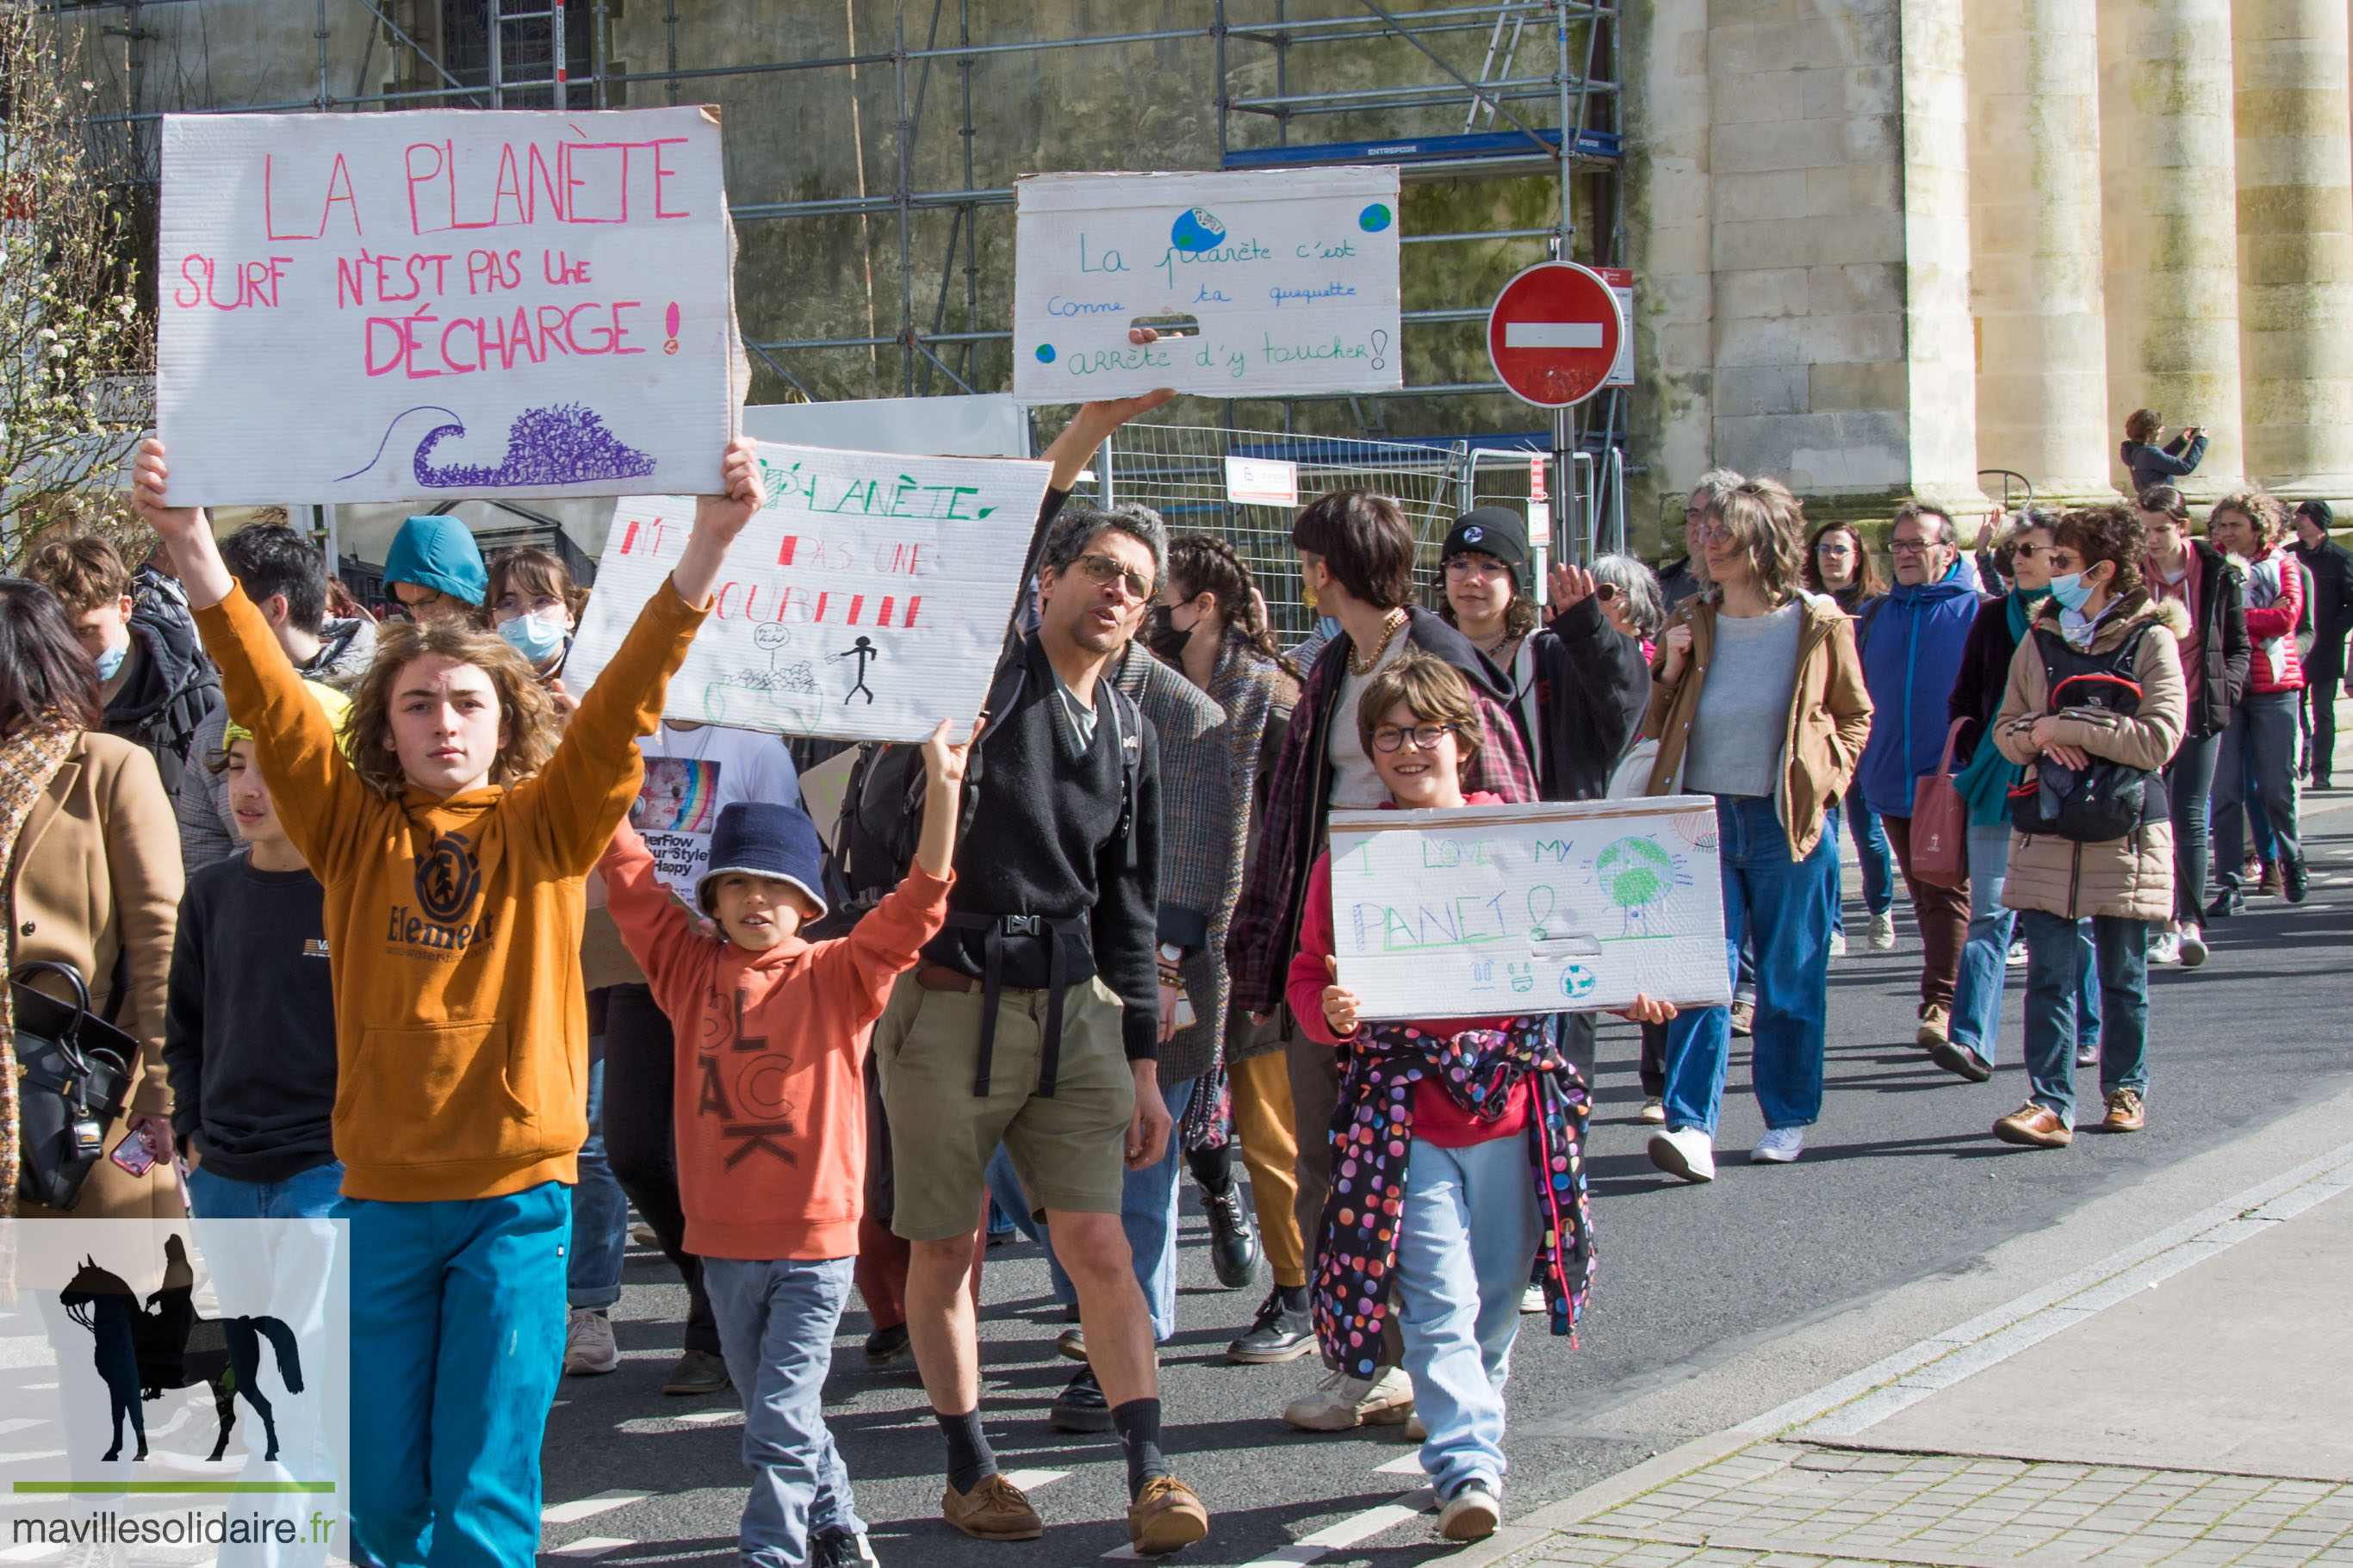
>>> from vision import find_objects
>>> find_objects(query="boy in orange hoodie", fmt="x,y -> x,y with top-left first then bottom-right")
599,716 -> 972,1568
133,434 -> 765,1568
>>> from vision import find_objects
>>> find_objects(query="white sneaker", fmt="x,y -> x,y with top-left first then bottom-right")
1519,1285 -> 1545,1314
1639,1096 -> 1667,1125
1405,1410 -> 1427,1441
2076,1043 -> 2099,1068
1750,1126 -> 1806,1163
1438,1481 -> 1501,1542
1828,928 -> 1848,958
2179,922 -> 2208,969
1647,1126 -> 1716,1183
564,1308 -> 618,1376
2150,929 -> 2182,965
1868,912 -> 1897,951
2006,940 -> 2028,967
1283,1365 -> 1416,1431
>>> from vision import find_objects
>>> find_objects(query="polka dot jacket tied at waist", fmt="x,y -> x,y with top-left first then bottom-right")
1313,1016 -> 1594,1379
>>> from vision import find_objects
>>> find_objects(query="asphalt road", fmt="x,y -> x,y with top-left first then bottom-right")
539,796 -> 2353,1568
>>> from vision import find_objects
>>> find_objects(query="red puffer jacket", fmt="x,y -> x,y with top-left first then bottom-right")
2242,543 -> 2306,694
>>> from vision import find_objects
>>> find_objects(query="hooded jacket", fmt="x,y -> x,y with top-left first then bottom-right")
2239,542 -> 2306,693
1513,594 -> 1652,802
382,514 -> 488,607
2121,433 -> 2206,497
1992,592 -> 2188,923
1855,561 -> 1981,817
104,600 -> 223,803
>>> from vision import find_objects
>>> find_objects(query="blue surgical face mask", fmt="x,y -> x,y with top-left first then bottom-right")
2047,571 -> 2096,613
498,610 -> 568,665
93,639 -> 127,681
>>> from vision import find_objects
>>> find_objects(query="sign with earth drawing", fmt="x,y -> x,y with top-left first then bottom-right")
564,439 -> 1053,743
1325,796 -> 1735,1020
1010,168 -> 1404,402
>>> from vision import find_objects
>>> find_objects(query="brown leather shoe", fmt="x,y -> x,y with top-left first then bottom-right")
1127,1474 -> 1210,1555
2100,1088 -> 2146,1132
2259,862 -> 2283,896
1915,1005 -> 1951,1050
1993,1101 -> 2072,1147
942,1472 -> 1044,1540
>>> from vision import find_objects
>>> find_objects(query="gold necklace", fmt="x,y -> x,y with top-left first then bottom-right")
1348,610 -> 1407,675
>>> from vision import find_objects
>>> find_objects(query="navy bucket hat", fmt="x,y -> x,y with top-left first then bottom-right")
695,802 -> 829,920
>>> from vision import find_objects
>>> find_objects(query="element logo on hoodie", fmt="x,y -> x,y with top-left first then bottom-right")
386,831 -> 496,958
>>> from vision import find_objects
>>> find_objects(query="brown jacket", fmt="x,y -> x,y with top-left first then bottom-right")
1992,593 -> 2188,923
1642,593 -> 1875,860
8,730 -> 184,1219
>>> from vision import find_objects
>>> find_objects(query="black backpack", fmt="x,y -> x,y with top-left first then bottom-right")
2006,621 -> 2169,843
109,600 -> 220,799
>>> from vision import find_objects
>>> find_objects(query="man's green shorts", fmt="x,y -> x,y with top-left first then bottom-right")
871,970 -> 1136,1242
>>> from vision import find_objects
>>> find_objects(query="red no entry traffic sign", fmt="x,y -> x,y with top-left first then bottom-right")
1487,260 -> 1625,408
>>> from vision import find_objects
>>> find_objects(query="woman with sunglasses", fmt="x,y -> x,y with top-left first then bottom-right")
1803,518 -> 1897,958
1640,478 -> 1873,1179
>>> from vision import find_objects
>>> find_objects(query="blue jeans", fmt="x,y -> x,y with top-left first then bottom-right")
342,1183 -> 569,1568
1396,1134 -> 1537,1500
187,1159 -> 346,1218
984,1076 -> 1194,1342
1828,786 -> 1896,934
1663,796 -> 1836,1135
703,1255 -> 863,1565
2018,908 -> 2151,1125
568,1052 -> 629,1311
1948,827 -> 2100,1058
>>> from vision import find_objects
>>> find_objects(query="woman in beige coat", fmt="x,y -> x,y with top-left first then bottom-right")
1987,506 -> 2187,1150
1,577 -> 184,1220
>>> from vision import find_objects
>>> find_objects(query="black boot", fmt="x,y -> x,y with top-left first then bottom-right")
1226,1284 -> 1316,1364
1195,1156 -> 1259,1291
2285,852 -> 2311,904
1050,1366 -> 1113,1432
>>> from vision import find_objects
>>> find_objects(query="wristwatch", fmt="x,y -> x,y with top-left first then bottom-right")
1158,941 -> 1184,965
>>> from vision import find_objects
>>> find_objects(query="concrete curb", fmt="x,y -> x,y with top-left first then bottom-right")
1430,1428 -> 1758,1565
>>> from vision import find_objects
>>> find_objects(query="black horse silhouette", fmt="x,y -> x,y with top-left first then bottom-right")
58,1239 -> 305,1463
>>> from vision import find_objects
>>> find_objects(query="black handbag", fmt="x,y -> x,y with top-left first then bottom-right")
11,959 -> 138,1212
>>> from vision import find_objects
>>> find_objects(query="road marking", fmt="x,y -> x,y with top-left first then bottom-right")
1503,321 -> 1604,350
0,1419 -> 41,1438
1741,1137 -> 2353,1440
546,1536 -> 633,1559
542,1490 -> 652,1525
675,1408 -> 741,1426
1373,1452 -> 1424,1475
1131,1487 -> 1432,1566
997,1468 -> 1069,1491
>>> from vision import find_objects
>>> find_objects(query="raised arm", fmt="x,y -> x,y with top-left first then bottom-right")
597,821 -> 712,1019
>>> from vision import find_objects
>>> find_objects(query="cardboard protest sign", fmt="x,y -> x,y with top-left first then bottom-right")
1326,796 -> 1734,1020
566,441 -> 1053,741
1011,169 -> 1403,403
157,107 -> 735,505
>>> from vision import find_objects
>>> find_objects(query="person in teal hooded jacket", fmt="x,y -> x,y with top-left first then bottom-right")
1855,500 -> 1984,1046
382,514 -> 488,626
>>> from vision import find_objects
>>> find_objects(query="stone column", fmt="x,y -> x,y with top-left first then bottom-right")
2097,0 -> 2246,501
1624,0 -> 1716,551
2232,0 -> 2353,497
1966,0 -> 2117,504
1900,0 -> 1991,511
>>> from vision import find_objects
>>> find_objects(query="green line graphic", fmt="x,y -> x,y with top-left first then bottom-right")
13,1482 -> 338,1494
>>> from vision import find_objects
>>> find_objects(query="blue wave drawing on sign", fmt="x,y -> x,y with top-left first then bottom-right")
334,404 -> 656,488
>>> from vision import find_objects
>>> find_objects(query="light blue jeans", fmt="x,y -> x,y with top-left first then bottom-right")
703,1255 -> 863,1565
1395,1134 -> 1537,1500
984,1077 -> 1193,1342
1948,825 -> 2100,1060
568,1052 -> 630,1311
187,1158 -> 345,1218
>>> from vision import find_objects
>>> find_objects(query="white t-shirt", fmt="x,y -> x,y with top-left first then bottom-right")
628,722 -> 804,899
1328,629 -> 1411,809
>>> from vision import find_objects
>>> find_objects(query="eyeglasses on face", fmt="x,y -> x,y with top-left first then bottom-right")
1814,541 -> 1855,556
1372,722 -> 1456,753
1888,536 -> 1944,555
1443,555 -> 1512,579
1070,553 -> 1154,601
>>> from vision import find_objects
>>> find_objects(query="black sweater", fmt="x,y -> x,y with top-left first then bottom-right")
163,853 -> 338,1184
1517,595 -> 1652,800
922,634 -> 1163,1061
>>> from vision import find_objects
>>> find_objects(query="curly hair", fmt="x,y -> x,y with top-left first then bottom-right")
1703,477 -> 1806,604
342,621 -> 558,800
22,533 -> 133,616
1165,532 -> 1294,675
1355,650 -> 1484,781
2124,408 -> 2164,443
2055,505 -> 2147,598
2211,489 -> 2287,545
1435,587 -> 1539,640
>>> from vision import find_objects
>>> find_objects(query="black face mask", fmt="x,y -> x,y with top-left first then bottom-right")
1142,605 -> 1192,664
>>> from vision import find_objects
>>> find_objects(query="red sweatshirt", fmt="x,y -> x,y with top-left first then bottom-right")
599,821 -> 952,1259
1286,793 -> 1527,1143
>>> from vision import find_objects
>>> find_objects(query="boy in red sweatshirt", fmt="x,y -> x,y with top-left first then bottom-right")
600,716 -> 973,1568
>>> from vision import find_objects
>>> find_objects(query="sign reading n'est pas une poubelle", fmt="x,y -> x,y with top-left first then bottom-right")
157,106 -> 736,505
1011,168 -> 1404,403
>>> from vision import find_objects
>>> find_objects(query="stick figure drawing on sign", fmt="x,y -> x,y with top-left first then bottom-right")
830,635 -> 880,703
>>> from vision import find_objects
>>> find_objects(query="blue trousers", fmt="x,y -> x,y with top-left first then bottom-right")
1663,796 -> 1836,1135
568,1053 -> 629,1311
188,1159 -> 346,1219
1396,1134 -> 1537,1500
343,1183 -> 569,1568
984,1076 -> 1193,1342
1948,825 -> 2100,1058
703,1255 -> 863,1566
2019,909 -> 2151,1126
1828,786 -> 1896,934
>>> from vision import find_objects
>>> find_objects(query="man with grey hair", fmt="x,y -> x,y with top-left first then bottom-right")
1855,498 -> 1983,1049
868,462 -> 1214,1548
1661,468 -> 1742,610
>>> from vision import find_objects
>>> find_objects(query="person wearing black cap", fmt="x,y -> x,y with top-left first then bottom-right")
2289,499 -> 2353,788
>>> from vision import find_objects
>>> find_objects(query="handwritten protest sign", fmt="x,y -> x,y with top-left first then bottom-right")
1326,796 -> 1734,1020
1011,169 -> 1403,403
566,440 -> 1052,741
157,107 -> 735,505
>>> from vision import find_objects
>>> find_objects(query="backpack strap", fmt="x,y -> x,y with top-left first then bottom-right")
1856,593 -> 1888,653
1102,681 -> 1144,872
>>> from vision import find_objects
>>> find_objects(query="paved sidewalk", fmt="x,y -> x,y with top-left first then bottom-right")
1472,1145 -> 2353,1568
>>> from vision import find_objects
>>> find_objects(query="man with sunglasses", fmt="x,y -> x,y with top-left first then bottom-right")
1855,499 -> 1984,1050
